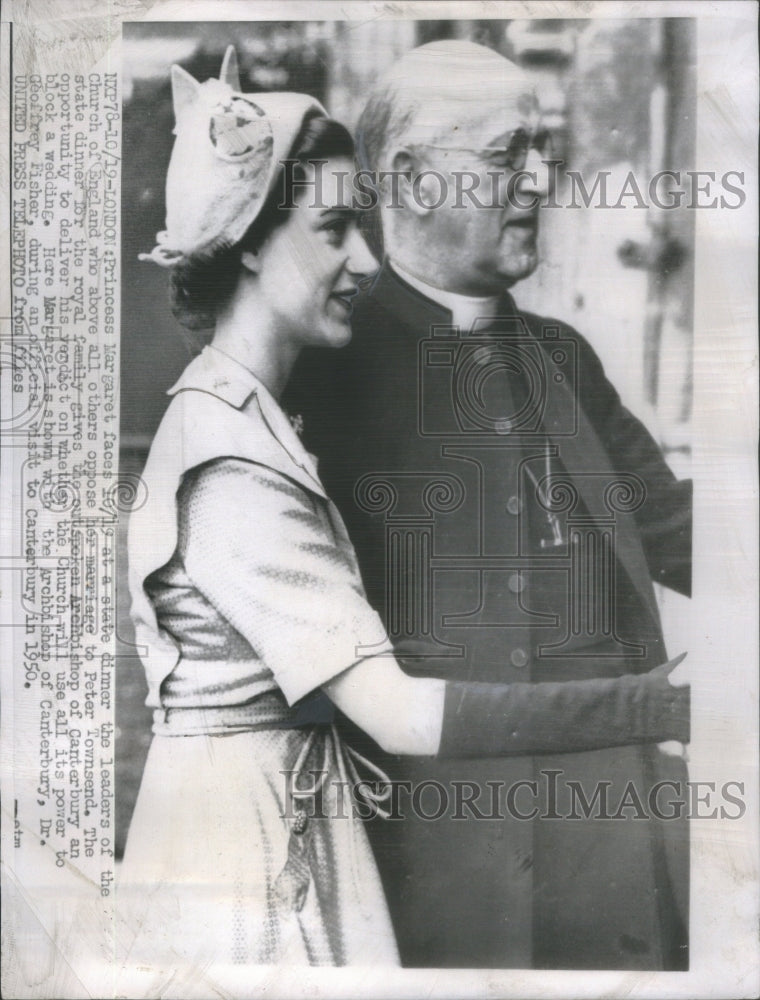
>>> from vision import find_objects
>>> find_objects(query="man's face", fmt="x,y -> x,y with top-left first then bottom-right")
407,94 -> 550,296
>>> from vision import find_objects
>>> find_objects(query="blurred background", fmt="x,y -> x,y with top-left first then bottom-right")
117,18 -> 696,857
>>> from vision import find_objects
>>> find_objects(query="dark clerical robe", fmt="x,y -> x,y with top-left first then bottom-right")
286,263 -> 691,969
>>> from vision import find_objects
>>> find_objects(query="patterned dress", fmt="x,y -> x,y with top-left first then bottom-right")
117,346 -> 399,976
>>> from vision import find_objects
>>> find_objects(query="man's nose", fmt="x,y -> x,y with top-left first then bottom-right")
516,147 -> 552,200
346,227 -> 379,279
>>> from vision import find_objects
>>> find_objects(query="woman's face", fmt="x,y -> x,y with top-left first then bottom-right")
253,156 -> 378,350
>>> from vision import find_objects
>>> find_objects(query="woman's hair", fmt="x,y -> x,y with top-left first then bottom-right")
170,114 -> 355,331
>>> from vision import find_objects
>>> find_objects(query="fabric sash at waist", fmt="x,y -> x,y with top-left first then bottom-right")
152,700 -> 395,821
153,690 -> 296,736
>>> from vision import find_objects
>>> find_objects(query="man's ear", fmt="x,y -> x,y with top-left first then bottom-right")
240,250 -> 260,274
389,148 -> 431,217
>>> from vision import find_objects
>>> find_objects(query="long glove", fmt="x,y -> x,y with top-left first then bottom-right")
438,653 -> 689,759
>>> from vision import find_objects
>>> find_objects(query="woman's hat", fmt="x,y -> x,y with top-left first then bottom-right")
140,46 -> 326,266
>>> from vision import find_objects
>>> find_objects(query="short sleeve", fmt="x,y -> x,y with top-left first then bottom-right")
177,458 -> 393,704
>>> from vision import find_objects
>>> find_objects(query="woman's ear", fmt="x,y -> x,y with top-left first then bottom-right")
240,249 -> 260,274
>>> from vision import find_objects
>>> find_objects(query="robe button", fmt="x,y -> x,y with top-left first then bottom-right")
508,573 -> 526,594
511,648 -> 529,668
506,495 -> 522,515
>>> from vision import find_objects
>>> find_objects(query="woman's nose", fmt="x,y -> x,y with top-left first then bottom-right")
345,227 -> 379,279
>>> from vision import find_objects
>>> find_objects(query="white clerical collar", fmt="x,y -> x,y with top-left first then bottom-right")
390,260 -> 501,331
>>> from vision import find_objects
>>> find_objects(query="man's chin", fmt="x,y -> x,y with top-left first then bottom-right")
498,251 -> 539,287
326,322 -> 354,349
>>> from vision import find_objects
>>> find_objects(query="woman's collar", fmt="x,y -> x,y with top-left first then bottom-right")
168,345 -> 322,486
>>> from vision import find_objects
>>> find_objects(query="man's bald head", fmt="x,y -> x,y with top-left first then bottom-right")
356,40 -> 547,295
357,40 -> 536,172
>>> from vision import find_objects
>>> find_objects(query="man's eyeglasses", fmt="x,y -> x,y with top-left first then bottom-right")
415,128 -> 554,173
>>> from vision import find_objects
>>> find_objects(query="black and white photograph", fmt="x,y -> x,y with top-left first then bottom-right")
0,3 -> 757,998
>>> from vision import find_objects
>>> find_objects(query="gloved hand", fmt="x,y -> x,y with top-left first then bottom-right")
438,652 -> 691,759
654,652 -> 690,758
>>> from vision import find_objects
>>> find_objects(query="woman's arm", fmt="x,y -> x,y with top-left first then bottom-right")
325,657 -> 446,755
180,458 -> 689,758
325,653 -> 690,758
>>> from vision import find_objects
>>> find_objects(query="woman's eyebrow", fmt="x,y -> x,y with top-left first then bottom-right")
318,206 -> 360,219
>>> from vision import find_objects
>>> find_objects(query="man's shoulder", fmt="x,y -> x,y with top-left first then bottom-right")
510,302 -> 596,352
506,302 -> 609,387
